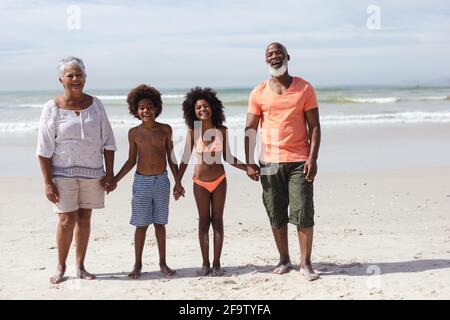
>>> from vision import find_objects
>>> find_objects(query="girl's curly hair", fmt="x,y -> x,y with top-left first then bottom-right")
127,84 -> 162,119
182,87 -> 225,129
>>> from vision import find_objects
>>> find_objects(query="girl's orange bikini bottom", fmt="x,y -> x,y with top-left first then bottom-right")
192,174 -> 226,193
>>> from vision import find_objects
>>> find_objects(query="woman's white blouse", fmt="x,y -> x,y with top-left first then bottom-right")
36,97 -> 116,179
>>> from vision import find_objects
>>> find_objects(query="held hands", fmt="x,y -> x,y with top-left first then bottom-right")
303,158 -> 317,182
246,164 -> 260,181
173,183 -> 185,200
101,174 -> 117,194
45,182 -> 59,203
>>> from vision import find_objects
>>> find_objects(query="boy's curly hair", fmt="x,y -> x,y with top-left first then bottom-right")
127,84 -> 163,119
182,87 -> 225,129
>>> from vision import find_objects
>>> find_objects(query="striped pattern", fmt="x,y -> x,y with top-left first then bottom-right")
52,165 -> 105,179
130,171 -> 170,227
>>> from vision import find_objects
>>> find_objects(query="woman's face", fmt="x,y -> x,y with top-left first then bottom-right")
60,65 -> 86,92
195,99 -> 212,121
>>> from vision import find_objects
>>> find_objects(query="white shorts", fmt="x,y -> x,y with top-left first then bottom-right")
53,177 -> 105,213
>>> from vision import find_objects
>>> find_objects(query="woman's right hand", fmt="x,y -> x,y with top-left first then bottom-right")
45,182 -> 59,203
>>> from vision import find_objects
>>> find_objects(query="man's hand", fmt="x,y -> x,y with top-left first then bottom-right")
246,164 -> 260,181
45,182 -> 59,203
303,158 -> 317,182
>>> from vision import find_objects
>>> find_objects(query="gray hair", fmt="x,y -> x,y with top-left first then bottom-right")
57,56 -> 86,77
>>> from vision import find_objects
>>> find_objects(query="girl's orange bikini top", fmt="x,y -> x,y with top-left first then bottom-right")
195,129 -> 223,153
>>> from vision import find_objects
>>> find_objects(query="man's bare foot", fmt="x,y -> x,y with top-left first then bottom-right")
77,267 -> 96,280
160,264 -> 176,276
211,267 -> 224,277
49,265 -> 66,284
300,264 -> 320,281
273,261 -> 292,275
196,266 -> 211,276
128,265 -> 142,279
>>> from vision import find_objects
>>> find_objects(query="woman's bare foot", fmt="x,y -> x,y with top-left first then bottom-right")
128,265 -> 142,279
196,265 -> 211,276
160,264 -> 176,276
299,264 -> 320,281
273,261 -> 292,275
49,265 -> 66,284
77,267 -> 96,280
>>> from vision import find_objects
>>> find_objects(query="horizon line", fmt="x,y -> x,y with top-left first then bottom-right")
1,83 -> 449,93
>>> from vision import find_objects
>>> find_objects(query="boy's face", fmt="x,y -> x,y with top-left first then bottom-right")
195,99 -> 212,121
137,98 -> 156,122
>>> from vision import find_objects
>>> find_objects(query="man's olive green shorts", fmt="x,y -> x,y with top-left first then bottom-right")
260,161 -> 314,229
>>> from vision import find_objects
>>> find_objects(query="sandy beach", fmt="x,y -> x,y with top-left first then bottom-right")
1,124 -> 450,300
2,0 -> 450,303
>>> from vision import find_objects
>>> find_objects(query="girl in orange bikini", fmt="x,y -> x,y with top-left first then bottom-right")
179,87 -> 247,276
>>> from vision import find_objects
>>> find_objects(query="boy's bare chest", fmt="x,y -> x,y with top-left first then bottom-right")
135,131 -> 166,149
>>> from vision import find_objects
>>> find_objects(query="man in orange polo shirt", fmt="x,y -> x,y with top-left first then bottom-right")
245,42 -> 321,281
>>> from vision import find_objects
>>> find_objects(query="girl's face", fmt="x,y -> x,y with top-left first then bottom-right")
137,98 -> 156,122
195,99 -> 212,121
60,65 -> 86,92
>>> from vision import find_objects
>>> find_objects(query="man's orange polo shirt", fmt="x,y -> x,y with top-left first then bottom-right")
248,76 -> 318,163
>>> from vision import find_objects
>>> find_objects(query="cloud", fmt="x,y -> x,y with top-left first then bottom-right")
0,0 -> 449,89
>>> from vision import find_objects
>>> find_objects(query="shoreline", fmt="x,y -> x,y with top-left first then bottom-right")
2,122 -> 450,177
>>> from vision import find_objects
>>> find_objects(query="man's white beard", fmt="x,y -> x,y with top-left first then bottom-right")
267,59 -> 288,77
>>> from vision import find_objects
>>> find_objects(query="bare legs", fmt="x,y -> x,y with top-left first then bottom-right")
128,226 -> 147,279
270,225 -> 318,280
128,224 -> 175,279
211,181 -> 226,276
193,179 -> 227,276
75,209 -> 95,279
297,226 -> 319,281
50,208 -> 94,284
271,224 -> 292,274
154,224 -> 175,276
50,212 -> 75,284
194,185 -> 211,275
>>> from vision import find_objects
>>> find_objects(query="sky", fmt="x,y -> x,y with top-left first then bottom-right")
1,0 -> 450,90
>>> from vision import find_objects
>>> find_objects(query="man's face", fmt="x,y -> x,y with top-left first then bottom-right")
265,44 -> 288,69
266,44 -> 289,77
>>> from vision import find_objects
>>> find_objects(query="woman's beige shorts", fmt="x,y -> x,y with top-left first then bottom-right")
53,177 -> 105,213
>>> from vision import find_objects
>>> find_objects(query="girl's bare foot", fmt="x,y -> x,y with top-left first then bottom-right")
196,265 -> 211,276
49,265 -> 66,284
211,267 -> 224,277
160,264 -> 176,276
128,265 -> 142,279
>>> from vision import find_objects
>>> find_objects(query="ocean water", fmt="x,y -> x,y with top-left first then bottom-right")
1,85 -> 449,176
1,85 -> 450,135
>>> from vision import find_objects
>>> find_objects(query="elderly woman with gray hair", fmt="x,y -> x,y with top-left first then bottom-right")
36,56 -> 116,284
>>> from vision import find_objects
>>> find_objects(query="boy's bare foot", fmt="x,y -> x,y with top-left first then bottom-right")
273,261 -> 292,275
211,267 -> 224,277
77,267 -> 96,280
196,266 -> 211,276
49,265 -> 66,284
299,264 -> 320,281
128,265 -> 142,279
160,264 -> 176,276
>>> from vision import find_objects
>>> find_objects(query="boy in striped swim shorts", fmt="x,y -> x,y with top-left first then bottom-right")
111,84 -> 185,279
